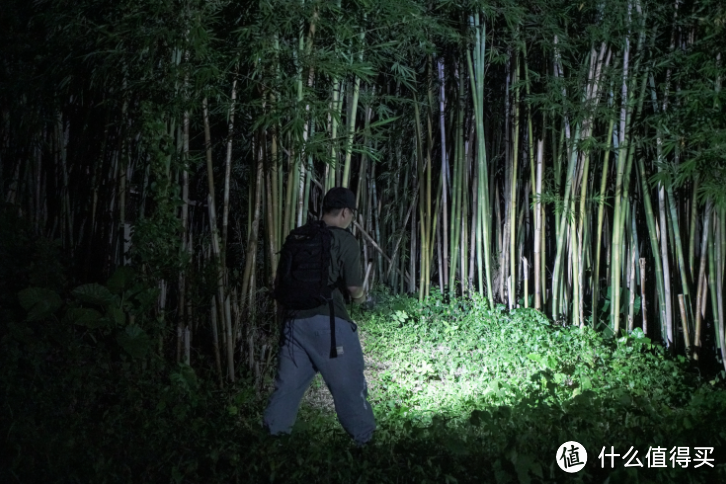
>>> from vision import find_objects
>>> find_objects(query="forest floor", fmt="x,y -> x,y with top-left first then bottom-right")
288,291 -> 726,483
3,288 -> 726,484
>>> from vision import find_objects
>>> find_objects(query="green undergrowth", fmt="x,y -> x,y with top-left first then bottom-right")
2,284 -> 726,484
361,290 -> 700,422
353,290 -> 726,483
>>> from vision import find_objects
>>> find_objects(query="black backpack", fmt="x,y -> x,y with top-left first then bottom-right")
274,220 -> 341,358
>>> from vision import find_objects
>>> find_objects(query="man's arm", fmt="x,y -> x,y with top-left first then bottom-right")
339,231 -> 365,304
347,285 -> 365,304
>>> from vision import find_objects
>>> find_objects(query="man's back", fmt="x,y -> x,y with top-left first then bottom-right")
286,226 -> 363,322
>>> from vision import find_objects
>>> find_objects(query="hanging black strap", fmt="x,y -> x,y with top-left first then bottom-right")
328,298 -> 338,358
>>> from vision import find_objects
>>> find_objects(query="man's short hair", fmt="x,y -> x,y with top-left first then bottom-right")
323,206 -> 345,216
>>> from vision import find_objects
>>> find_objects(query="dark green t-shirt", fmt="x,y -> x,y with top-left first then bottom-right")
285,226 -> 363,322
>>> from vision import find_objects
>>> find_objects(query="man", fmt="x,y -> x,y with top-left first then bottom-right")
263,187 -> 376,446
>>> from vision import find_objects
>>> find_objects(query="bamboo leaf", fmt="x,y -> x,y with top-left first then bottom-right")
365,115 -> 401,131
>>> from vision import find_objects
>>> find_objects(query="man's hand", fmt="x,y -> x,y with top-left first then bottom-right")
348,285 -> 366,304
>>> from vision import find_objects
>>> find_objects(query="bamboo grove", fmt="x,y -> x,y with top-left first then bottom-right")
2,0 -> 725,383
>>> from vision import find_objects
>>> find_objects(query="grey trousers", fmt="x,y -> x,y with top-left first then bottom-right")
263,315 -> 376,445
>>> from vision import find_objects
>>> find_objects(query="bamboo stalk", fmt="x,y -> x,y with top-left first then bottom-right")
203,97 -> 234,382
283,131 -> 298,236
419,63 -> 437,300
342,21 -> 366,188
355,87 -> 374,228
694,199 -> 712,360
550,121 -> 580,320
265,158 -> 278,285
534,140 -> 543,310
576,149 -> 591,327
640,258 -> 647,334
688,176 -> 699,282
222,73 -> 238,252
716,209 -> 725,371
648,71 -> 693,335
628,234 -> 636,331
241,138 -> 265,312
449,71 -> 464,294
410,215 -> 417,294
177,104 -> 190,365
438,58 -> 449,290
467,13 -> 494,306
508,50 -> 521,310
658,178 -> 674,347
610,21 -> 633,335
678,294 -> 691,358
461,136 -> 470,296
637,152 -> 667,337
469,174 -> 478,295
708,212 -> 719,334
328,81 -> 345,190
413,96 -> 425,300
520,258 -> 529,308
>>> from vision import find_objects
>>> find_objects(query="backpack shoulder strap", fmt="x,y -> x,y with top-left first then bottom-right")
319,223 -> 340,359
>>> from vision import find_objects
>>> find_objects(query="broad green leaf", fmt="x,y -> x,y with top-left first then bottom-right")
107,266 -> 135,295
17,287 -> 62,321
116,325 -> 151,359
72,283 -> 115,307
18,287 -> 50,311
526,353 -> 543,365
106,305 -> 126,326
581,376 -> 593,390
63,307 -> 103,328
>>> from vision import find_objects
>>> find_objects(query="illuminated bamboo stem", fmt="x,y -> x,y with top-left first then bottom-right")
534,140 -> 543,310
694,199 -> 711,360
467,12 -> 494,306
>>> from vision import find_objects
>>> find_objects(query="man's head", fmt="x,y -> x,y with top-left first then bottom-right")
322,187 -> 357,229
